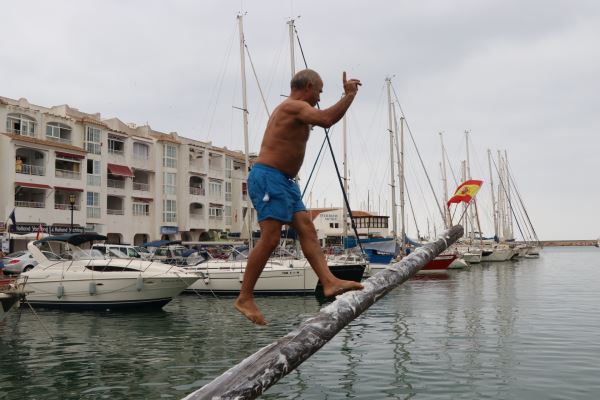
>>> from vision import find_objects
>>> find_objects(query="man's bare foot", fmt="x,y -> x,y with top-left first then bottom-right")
234,297 -> 267,325
322,279 -> 364,298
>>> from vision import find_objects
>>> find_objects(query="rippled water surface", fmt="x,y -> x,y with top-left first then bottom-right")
2,247 -> 600,399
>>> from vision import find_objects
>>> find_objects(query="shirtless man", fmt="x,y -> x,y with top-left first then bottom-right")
234,69 -> 364,325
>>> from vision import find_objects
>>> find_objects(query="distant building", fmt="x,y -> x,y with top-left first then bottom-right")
308,208 -> 390,246
0,96 -> 253,251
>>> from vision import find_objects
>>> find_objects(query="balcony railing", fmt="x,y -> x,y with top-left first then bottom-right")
107,179 -> 125,189
133,182 -> 149,191
15,200 -> 45,208
189,186 -> 205,196
225,193 -> 232,202
55,169 -> 81,180
109,148 -> 124,156
7,128 -> 35,137
107,209 -> 125,215
16,164 -> 45,176
55,203 -> 81,211
190,212 -> 205,219
46,135 -> 72,144
209,215 -> 223,220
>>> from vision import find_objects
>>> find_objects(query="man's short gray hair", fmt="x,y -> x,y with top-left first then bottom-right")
291,69 -> 322,90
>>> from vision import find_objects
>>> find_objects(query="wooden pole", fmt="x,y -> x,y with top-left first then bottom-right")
181,225 -> 464,400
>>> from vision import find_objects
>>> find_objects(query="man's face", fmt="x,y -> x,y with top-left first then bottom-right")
308,80 -> 323,106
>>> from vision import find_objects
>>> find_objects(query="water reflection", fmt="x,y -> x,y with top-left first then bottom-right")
2,249 -> 600,399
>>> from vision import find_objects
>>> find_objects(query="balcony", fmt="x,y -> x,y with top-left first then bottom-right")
189,186 -> 205,196
87,174 -> 101,186
46,136 -> 72,145
56,169 -> 81,180
17,164 -> 45,176
133,182 -> 149,191
107,209 -> 125,215
55,203 -> 81,211
107,179 -> 125,189
15,200 -> 45,208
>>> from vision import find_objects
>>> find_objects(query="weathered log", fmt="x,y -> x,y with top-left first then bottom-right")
182,225 -> 464,400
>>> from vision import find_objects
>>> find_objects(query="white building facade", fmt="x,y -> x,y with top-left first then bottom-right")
0,96 -> 251,251
309,208 -> 390,245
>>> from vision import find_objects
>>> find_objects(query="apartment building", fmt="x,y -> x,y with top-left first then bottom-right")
0,96 -> 251,252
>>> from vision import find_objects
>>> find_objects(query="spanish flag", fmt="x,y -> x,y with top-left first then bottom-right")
447,180 -> 484,208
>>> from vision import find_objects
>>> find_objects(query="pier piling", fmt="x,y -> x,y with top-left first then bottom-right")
182,225 -> 464,400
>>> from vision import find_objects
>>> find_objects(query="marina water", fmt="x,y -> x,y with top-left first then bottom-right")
1,247 -> 599,399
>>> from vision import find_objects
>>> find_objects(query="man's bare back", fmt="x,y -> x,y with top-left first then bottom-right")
256,71 -> 361,177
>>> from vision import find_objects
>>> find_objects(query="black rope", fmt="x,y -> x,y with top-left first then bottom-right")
294,25 -> 365,255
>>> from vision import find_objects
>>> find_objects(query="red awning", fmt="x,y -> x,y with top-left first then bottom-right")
56,151 -> 86,159
132,197 -> 153,203
209,203 -> 224,207
54,186 -> 84,192
107,163 -> 134,177
15,181 -> 52,189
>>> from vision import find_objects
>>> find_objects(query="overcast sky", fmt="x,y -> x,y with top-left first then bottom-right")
2,0 -> 598,240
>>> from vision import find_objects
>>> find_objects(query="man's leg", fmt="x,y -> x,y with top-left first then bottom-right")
291,212 -> 363,297
235,219 -> 283,325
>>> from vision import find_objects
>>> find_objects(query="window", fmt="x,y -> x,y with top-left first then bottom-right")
133,142 -> 149,160
133,203 -> 150,216
209,181 -> 222,197
163,199 -> 177,222
108,135 -> 125,155
87,192 -> 100,218
163,172 -> 176,195
87,159 -> 101,186
163,144 -> 177,168
225,181 -> 232,202
209,206 -> 223,218
7,114 -> 36,136
85,127 -> 102,154
225,158 -> 233,178
46,123 -> 72,143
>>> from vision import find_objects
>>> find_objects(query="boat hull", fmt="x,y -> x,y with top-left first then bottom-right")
21,275 -> 197,310
185,260 -> 319,295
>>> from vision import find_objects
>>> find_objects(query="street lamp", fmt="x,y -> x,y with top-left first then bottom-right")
69,194 -> 76,233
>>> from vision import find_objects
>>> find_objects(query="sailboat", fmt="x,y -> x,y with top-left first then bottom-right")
364,78 -> 457,276
184,15 -> 323,295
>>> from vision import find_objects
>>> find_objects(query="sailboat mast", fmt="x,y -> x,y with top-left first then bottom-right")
439,132 -> 450,228
399,117 -> 406,246
465,130 -> 474,241
504,150 -> 514,240
386,78 -> 397,237
342,114 -> 348,241
288,19 -> 296,77
237,14 -> 252,247
487,149 -> 498,238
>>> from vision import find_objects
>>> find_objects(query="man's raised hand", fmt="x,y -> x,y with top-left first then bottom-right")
343,71 -> 362,95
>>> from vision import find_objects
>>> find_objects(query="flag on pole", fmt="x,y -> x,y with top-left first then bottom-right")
447,180 -> 484,208
8,209 -> 16,227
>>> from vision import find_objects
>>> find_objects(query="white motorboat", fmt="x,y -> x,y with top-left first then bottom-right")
19,233 -> 199,310
184,257 -> 319,295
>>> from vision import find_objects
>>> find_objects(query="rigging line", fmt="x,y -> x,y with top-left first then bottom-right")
293,25 -> 364,255
204,22 -> 237,141
443,144 -> 459,186
390,85 -> 446,223
491,156 -> 527,242
244,43 -> 271,118
404,177 -> 421,239
505,160 -> 540,243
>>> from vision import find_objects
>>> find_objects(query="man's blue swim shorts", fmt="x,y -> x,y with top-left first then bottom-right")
248,163 -> 306,223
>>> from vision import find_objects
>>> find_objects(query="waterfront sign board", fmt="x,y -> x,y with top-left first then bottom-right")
160,226 -> 179,235
9,224 -> 84,234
